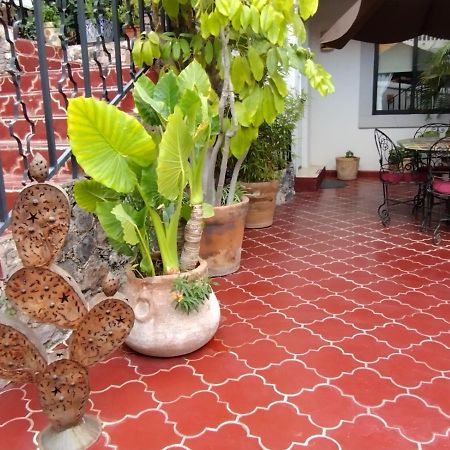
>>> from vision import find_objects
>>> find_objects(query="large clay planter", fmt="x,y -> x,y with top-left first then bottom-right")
123,259 -> 220,357
242,180 -> 279,228
199,196 -> 249,277
336,156 -> 360,180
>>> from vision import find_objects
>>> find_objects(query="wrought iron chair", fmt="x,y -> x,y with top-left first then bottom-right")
421,137 -> 450,244
414,123 -> 449,138
374,128 -> 428,226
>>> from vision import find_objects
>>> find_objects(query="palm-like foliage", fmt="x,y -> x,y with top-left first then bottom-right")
417,42 -> 450,114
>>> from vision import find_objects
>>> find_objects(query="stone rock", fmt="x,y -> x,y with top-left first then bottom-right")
276,162 -> 295,205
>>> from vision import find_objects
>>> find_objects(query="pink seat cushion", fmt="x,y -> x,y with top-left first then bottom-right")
381,171 -> 427,184
432,179 -> 450,194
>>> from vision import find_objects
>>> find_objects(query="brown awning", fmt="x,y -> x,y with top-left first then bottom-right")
321,0 -> 450,50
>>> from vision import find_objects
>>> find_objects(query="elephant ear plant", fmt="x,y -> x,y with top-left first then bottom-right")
67,61 -> 218,289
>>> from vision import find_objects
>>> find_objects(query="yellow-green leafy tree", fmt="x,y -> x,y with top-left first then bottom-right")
133,0 -> 334,209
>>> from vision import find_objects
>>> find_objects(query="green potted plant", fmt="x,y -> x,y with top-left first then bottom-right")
336,150 -> 360,181
67,61 -> 221,357
240,92 -> 306,228
133,0 -> 334,275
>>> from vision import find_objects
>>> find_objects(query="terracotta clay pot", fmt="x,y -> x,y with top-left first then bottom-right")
242,180 -> 279,228
336,157 -> 360,180
199,196 -> 249,277
123,259 -> 220,357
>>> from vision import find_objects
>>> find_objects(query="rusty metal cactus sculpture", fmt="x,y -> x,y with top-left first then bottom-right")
0,155 -> 135,450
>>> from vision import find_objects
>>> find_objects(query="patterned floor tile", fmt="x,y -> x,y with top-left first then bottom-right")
2,179 -> 449,449
328,415 -> 417,450
240,402 -> 321,449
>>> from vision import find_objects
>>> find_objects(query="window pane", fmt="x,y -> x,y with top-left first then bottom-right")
374,36 -> 450,114
376,41 -> 414,112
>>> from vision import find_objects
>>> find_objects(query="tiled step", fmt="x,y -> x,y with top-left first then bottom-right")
0,86 -> 134,118
13,39 -> 80,73
0,67 -> 135,95
0,90 -> 135,141
0,141 -> 70,175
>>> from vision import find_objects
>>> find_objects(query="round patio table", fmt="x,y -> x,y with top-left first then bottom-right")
397,137 -> 442,152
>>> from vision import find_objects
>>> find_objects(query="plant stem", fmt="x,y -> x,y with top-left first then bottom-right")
180,203 -> 203,272
227,148 -> 248,205
214,27 -> 238,206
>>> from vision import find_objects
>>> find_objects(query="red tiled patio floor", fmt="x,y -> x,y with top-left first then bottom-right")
1,179 -> 449,449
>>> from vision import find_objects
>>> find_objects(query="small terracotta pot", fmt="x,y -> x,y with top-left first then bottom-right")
336,157 -> 360,180
123,259 -> 220,357
242,180 -> 279,228
199,196 -> 249,277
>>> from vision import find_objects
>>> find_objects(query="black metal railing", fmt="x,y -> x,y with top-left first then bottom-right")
0,0 -> 151,233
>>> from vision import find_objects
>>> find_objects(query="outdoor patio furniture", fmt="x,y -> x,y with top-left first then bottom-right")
413,123 -> 449,138
421,136 -> 450,244
374,128 -> 427,226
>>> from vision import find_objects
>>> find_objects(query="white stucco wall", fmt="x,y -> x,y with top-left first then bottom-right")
302,0 -> 449,172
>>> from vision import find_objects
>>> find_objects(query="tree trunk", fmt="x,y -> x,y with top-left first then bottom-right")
180,204 -> 204,273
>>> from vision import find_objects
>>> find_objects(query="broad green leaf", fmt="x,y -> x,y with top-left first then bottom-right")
269,81 -> 285,113
133,75 -> 161,126
299,0 -> 318,20
133,75 -> 167,121
262,85 -> 277,124
96,201 -> 123,242
139,164 -> 162,208
229,0 -> 241,17
157,107 -> 193,200
68,97 -> 156,193
240,5 -> 251,29
231,56 -> 247,92
230,125 -> 258,159
172,40 -> 181,60
162,0 -> 179,18
179,38 -> 190,59
274,0 -> 293,14
148,31 -> 160,45
161,40 -> 172,59
131,38 -> 144,67
178,60 -> 211,96
200,12 -> 210,39
204,40 -> 213,64
234,101 -> 252,127
191,34 -> 202,53
268,12 -> 284,45
277,47 -> 289,69
247,46 -> 264,81
179,89 -> 202,132
292,13 -> 306,43
154,71 -> 180,117
74,179 -> 120,212
260,4 -> 274,33
270,73 -> 288,97
266,48 -> 278,75
208,11 -> 220,37
250,5 -> 260,33
112,204 -> 145,246
216,0 -> 230,16
231,8 -> 241,30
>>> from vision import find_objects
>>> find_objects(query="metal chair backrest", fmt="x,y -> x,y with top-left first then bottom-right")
374,128 -> 403,171
427,136 -> 450,177
413,123 -> 449,138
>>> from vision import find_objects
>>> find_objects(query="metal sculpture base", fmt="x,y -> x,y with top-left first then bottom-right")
37,415 -> 102,450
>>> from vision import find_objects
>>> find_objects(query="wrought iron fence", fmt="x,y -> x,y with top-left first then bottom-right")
0,0 -> 154,233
